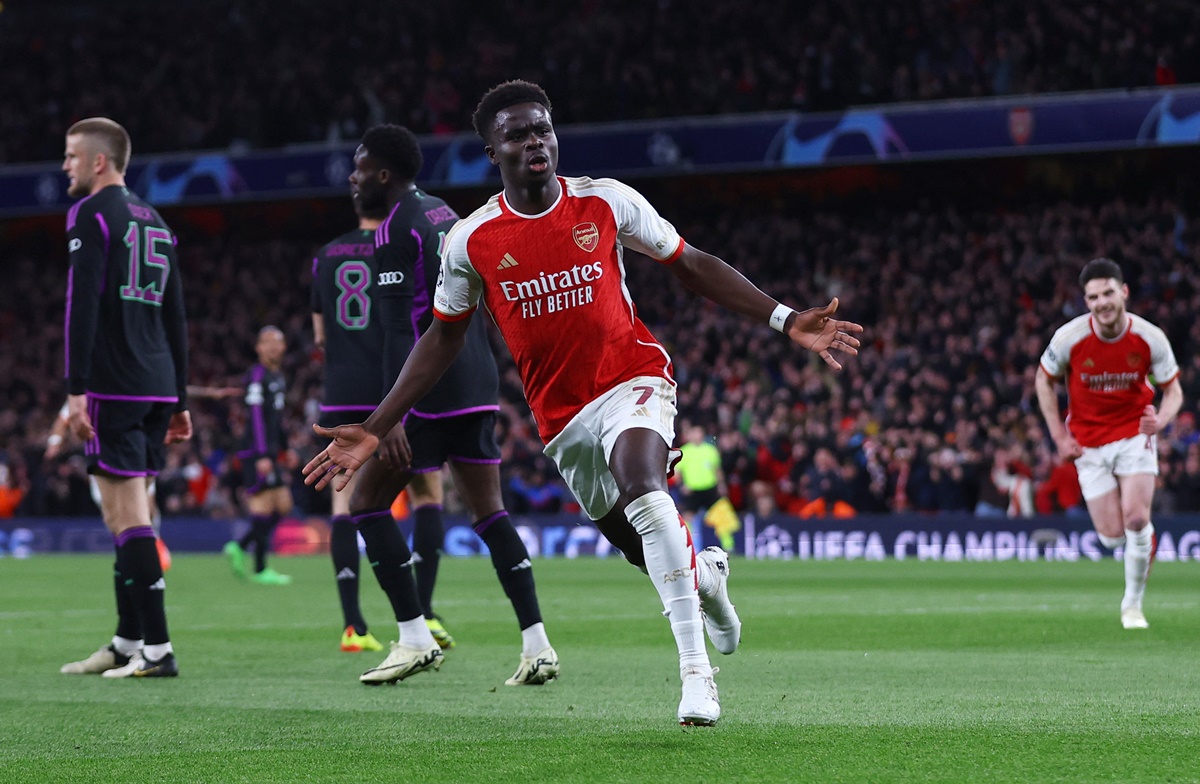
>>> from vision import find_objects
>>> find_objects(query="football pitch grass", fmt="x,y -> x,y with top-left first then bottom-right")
2,555 -> 1198,783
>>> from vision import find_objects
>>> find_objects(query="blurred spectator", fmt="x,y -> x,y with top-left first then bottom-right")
506,462 -> 569,515
798,447 -> 856,518
1156,55 -> 1178,86
1034,455 -> 1085,516
989,447 -> 1035,518
1167,411 -> 1199,452
0,463 -> 27,518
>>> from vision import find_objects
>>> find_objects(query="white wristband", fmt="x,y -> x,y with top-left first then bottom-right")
47,434 -> 63,446
769,304 -> 795,333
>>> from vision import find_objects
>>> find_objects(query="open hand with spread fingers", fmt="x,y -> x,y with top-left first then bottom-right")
303,423 -> 380,491
784,297 -> 864,371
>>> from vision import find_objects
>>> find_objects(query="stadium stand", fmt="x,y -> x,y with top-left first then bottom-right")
3,193 -> 1198,517
1,0 -> 1198,163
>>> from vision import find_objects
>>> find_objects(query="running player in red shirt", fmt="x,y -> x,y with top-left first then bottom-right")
1036,258 -> 1184,629
304,80 -> 863,725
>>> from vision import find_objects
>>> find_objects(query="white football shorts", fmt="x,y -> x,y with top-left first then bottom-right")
544,375 -> 677,521
1075,433 -> 1159,501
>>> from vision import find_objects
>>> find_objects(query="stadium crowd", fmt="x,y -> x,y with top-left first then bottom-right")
2,0 -> 1198,164
2,193 -> 1198,520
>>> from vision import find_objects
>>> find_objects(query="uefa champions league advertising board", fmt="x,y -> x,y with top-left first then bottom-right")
5,513 -> 1200,563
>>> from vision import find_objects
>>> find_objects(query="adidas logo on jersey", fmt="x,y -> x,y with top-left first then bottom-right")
497,253 -> 520,270
633,407 -> 650,417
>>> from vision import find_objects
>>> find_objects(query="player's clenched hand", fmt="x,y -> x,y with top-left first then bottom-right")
1054,433 -> 1083,461
785,298 -> 864,371
304,423 -> 379,491
1139,405 -> 1159,436
67,394 -> 95,441
164,411 -> 193,444
377,423 -> 412,469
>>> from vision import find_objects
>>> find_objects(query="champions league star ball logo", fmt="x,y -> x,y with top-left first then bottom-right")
573,222 -> 599,253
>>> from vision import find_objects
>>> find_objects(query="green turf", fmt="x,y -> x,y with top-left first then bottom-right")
1,555 -> 1198,783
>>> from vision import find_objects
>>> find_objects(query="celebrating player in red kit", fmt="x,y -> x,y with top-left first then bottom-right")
304,80 -> 863,725
1036,258 -> 1183,629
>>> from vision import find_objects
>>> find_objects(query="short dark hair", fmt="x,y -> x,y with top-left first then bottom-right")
1078,258 -> 1124,288
67,117 -> 132,173
361,125 -> 423,181
472,80 -> 552,141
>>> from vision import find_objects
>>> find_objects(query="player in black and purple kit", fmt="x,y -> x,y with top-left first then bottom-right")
223,326 -> 294,585
58,118 -> 191,679
331,125 -> 558,686
311,202 -> 388,653
313,193 -> 460,653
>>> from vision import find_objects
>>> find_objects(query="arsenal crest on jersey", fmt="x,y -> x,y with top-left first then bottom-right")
573,222 -> 599,253
1127,352 -> 1142,368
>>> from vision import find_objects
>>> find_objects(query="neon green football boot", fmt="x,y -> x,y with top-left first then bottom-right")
222,541 -> 246,578
426,617 -> 456,650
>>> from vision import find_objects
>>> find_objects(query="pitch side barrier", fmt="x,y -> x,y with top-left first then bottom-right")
741,513 -> 1200,562
4,513 -> 1200,562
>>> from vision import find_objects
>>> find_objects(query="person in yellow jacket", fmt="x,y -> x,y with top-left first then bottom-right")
675,425 -> 738,550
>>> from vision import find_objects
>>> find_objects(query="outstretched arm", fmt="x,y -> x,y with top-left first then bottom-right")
667,244 -> 862,370
303,315 -> 471,490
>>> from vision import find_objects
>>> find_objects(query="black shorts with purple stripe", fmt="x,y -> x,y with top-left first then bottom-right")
404,409 -> 501,473
84,395 -> 175,478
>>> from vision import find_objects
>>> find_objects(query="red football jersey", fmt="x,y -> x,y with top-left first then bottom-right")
1039,313 -> 1180,448
434,177 -> 685,442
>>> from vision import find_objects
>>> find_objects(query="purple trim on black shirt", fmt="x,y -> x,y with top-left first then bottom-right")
95,212 -> 110,255
410,228 -> 428,338
86,397 -> 100,456
378,201 -> 405,247
65,191 -> 97,232
64,266 -> 74,378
